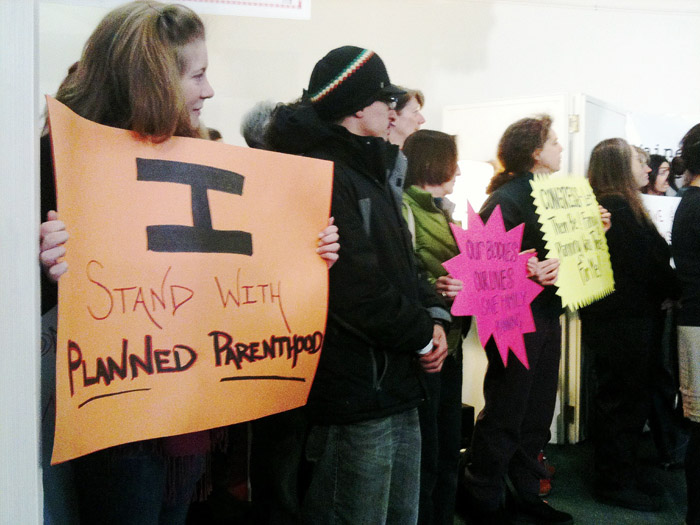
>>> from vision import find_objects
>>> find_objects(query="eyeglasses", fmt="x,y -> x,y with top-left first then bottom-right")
378,95 -> 398,110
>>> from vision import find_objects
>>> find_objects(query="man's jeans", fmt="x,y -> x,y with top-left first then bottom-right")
302,408 -> 421,524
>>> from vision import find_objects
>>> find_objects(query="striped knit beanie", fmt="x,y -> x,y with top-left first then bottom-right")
307,46 -> 405,122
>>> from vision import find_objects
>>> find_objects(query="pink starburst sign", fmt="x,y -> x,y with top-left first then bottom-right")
443,204 -> 543,369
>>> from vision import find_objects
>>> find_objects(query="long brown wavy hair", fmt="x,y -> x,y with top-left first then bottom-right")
486,114 -> 553,194
55,1 -> 205,142
587,138 -> 652,226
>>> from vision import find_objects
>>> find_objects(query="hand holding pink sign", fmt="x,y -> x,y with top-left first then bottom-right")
442,204 -> 543,369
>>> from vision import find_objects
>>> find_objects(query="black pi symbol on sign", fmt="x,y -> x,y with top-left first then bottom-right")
136,158 -> 253,255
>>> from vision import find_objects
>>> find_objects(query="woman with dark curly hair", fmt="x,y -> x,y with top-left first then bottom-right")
461,115 -> 573,525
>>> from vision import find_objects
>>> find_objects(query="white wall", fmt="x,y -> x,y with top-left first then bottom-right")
1,1 -> 42,523
40,0 -> 700,147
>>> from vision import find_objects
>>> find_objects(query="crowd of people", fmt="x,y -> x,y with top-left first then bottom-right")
37,1 -> 700,524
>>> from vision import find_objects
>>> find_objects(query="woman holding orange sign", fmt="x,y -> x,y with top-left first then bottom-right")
39,2 -> 338,523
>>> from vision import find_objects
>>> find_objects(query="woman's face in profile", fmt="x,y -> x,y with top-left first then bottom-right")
441,165 -> 461,196
533,130 -> 563,174
389,97 -> 425,148
654,161 -> 670,193
631,146 -> 651,188
180,38 -> 215,128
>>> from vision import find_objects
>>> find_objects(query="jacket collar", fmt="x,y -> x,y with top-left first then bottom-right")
317,125 -> 398,185
405,185 -> 456,216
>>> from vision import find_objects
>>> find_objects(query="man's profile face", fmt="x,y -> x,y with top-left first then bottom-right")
357,100 -> 397,139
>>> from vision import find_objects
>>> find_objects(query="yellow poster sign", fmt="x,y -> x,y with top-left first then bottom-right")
47,97 -> 333,464
530,174 -> 614,310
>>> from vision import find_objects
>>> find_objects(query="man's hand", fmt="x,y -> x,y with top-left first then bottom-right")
419,324 -> 448,373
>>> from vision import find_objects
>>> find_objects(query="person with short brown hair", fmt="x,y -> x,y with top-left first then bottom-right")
402,129 -> 468,525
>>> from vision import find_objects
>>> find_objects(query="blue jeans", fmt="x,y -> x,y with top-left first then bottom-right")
302,409 -> 421,524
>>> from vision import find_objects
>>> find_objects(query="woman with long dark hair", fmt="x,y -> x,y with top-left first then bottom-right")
671,123 -> 700,525
642,153 -> 672,195
461,115 -> 573,525
582,138 -> 678,512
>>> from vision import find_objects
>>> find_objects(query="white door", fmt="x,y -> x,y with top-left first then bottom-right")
443,93 -> 571,222
442,94 -> 571,443
565,94 -> 627,442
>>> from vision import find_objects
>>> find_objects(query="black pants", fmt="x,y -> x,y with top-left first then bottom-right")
250,408 -> 309,525
464,315 -> 561,508
686,422 -> 700,524
582,316 -> 654,486
418,352 -> 463,525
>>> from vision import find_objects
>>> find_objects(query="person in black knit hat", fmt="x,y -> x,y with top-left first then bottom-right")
266,45 -> 451,524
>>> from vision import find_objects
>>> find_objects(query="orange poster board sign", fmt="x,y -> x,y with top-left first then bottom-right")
47,97 -> 332,464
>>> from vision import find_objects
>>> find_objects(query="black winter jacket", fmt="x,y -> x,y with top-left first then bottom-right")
268,105 -> 449,424
581,194 -> 678,320
673,187 -> 700,326
480,172 -> 563,319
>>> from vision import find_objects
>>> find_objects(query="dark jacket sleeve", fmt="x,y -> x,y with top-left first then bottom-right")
645,216 -> 680,304
40,134 -> 58,315
583,196 -> 677,317
415,264 -> 452,326
327,165 -> 435,354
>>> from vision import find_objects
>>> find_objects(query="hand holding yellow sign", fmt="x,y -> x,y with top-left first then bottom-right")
531,174 -> 615,310
47,97 -> 333,464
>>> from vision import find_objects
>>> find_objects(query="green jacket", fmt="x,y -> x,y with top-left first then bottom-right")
402,185 -> 467,354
